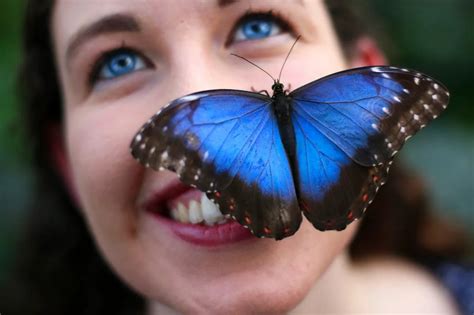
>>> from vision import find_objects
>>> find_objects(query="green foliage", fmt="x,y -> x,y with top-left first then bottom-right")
367,0 -> 474,127
0,0 -> 24,165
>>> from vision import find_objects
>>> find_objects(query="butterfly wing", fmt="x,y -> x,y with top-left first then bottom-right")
292,109 -> 389,230
290,66 -> 450,166
131,90 -> 301,239
290,66 -> 449,230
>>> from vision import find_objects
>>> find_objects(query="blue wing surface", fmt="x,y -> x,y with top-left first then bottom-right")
292,106 -> 389,230
290,66 -> 450,167
131,90 -> 301,239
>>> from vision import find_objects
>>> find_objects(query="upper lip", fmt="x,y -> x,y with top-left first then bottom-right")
139,173 -> 193,215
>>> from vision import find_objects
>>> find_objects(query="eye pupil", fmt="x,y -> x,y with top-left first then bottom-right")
243,19 -> 272,39
107,52 -> 136,76
118,58 -> 128,67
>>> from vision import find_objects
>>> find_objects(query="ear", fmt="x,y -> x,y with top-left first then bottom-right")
348,37 -> 388,67
46,123 -> 80,205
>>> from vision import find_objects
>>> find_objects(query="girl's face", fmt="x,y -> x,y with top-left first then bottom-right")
53,0 -> 360,313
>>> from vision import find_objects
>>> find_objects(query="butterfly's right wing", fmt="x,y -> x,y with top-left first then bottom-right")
292,109 -> 389,231
289,66 -> 448,231
131,90 -> 301,239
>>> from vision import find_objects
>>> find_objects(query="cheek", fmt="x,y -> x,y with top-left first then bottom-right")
65,105 -> 145,239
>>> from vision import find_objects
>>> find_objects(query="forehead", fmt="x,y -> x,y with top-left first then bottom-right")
53,0 -> 321,39
52,0 -> 332,68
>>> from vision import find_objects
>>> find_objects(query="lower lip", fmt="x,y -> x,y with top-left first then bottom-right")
148,211 -> 256,247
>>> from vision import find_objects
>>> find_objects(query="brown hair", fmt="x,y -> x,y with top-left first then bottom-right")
1,1 -> 467,314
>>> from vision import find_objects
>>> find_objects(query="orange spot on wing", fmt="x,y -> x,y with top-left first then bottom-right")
347,211 -> 354,220
244,215 -> 251,224
362,193 -> 368,202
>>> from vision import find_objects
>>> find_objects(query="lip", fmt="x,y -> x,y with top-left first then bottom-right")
141,179 -> 255,247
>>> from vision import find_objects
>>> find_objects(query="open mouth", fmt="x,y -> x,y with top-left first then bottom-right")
141,178 -> 255,246
143,181 -> 232,226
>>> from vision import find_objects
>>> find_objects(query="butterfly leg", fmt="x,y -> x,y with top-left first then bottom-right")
250,86 -> 271,97
284,83 -> 292,93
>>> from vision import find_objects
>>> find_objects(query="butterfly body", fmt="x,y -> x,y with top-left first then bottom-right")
271,82 -> 298,175
131,66 -> 449,240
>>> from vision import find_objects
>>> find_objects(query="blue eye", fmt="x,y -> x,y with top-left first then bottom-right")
234,13 -> 287,42
96,49 -> 147,81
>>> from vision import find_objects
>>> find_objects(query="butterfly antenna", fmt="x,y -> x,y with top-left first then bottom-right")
278,35 -> 301,82
230,53 -> 276,82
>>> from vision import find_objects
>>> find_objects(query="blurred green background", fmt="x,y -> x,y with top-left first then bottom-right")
0,1 -> 473,283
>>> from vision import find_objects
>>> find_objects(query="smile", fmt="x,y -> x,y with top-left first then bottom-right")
141,180 -> 255,247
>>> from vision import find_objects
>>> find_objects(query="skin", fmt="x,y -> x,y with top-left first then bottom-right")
51,0 -> 458,314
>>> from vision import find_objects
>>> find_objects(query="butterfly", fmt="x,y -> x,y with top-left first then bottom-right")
130,65 -> 449,240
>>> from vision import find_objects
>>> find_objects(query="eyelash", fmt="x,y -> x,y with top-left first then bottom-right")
88,46 -> 147,85
227,10 -> 293,45
87,10 -> 294,86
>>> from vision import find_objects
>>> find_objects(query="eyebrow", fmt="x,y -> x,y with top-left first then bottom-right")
66,13 -> 141,62
217,0 -> 239,7
217,0 -> 304,8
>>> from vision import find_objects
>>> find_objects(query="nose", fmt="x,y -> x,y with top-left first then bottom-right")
164,40 -> 231,98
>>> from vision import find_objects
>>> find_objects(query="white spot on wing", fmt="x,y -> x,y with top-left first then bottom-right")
180,94 -> 206,102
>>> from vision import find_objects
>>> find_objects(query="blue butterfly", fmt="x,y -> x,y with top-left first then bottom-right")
130,65 -> 449,240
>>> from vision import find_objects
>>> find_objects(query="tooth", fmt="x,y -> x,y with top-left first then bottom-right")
170,207 -> 180,221
188,200 -> 203,224
177,202 -> 189,223
201,194 -> 224,225
217,218 -> 228,225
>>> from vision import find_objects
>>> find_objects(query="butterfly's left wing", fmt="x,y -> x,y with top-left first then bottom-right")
290,66 -> 449,230
131,90 -> 301,239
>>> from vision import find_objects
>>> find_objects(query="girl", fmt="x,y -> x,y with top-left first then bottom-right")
2,1 -> 469,314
